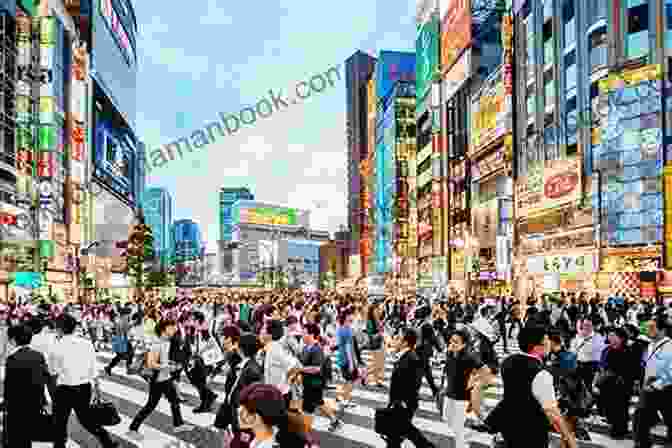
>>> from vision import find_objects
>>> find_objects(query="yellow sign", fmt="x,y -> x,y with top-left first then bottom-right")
599,64 -> 662,92
665,166 -> 672,269
471,76 -> 507,151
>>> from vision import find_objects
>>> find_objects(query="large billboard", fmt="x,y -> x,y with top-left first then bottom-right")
470,70 -> 510,152
441,0 -> 471,73
93,120 -> 136,202
416,15 -> 439,102
528,158 -> 581,216
92,0 -> 137,127
596,64 -> 663,246
235,205 -> 298,226
375,51 -> 415,100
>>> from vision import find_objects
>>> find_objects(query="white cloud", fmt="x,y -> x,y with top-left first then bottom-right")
287,183 -> 346,232
238,135 -> 275,162
304,151 -> 345,179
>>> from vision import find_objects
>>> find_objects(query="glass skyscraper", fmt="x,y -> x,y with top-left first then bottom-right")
219,187 -> 254,241
142,187 -> 173,266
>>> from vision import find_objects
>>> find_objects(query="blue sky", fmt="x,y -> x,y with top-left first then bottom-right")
134,0 -> 414,251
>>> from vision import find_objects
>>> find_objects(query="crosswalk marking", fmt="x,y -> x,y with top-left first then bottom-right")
3,329 -> 667,448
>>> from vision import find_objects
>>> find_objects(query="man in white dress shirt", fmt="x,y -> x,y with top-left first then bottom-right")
28,316 -> 58,402
50,313 -> 118,448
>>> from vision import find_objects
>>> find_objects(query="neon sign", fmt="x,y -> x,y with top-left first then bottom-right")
99,0 -> 134,65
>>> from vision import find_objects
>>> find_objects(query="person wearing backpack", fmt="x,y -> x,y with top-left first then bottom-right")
127,319 -> 193,441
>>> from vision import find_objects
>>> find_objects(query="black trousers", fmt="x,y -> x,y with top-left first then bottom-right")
53,383 -> 114,448
5,396 -> 43,448
577,361 -> 599,392
418,353 -> 438,396
130,378 -> 185,431
634,385 -> 672,448
186,360 -> 217,405
107,341 -> 135,371
385,405 -> 435,448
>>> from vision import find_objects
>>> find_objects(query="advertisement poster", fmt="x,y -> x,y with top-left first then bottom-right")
470,72 -> 508,152
441,0 -> 471,73
15,14 -> 34,210
416,15 -> 439,102
528,158 -> 581,216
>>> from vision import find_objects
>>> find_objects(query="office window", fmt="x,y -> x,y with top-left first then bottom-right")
626,2 -> 650,59
565,50 -> 577,90
563,0 -> 576,47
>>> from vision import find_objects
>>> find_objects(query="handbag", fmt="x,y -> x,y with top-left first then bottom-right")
374,403 -> 407,437
90,397 -> 122,426
111,335 -> 128,353
32,407 -> 56,442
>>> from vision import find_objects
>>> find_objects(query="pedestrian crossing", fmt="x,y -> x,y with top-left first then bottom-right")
1,337 -> 668,447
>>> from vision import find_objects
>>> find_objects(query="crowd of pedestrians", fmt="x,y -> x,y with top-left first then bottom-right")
0,289 -> 668,448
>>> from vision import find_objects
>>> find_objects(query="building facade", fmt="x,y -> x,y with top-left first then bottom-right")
512,0 -> 665,299
0,0 -> 95,301
87,0 -> 140,292
345,50 -> 376,277
172,218 -> 202,285
142,186 -> 172,266
373,79 -> 416,289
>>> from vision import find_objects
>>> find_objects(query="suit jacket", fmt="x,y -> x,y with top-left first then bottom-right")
4,346 -> 49,413
388,350 -> 422,411
228,357 -> 263,408
215,354 -> 263,432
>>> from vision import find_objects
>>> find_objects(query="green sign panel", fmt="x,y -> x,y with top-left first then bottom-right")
416,15 -> 439,103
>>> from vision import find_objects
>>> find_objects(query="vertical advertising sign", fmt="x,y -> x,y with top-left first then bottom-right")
38,16 -> 55,247
440,0 -> 471,73
15,14 -> 34,211
416,15 -> 439,103
664,167 -> 672,269
471,72 -> 508,152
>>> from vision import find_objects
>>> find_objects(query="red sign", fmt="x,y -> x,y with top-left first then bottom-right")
545,172 -> 579,199
0,213 -> 17,225
37,152 -> 55,177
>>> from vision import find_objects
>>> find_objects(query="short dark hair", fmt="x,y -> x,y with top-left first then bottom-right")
155,319 -> 177,336
239,333 -> 259,358
268,320 -> 284,341
304,323 -> 320,338
9,324 -> 33,346
55,313 -> 78,335
222,325 -> 241,344
402,327 -> 418,348
518,325 -> 547,352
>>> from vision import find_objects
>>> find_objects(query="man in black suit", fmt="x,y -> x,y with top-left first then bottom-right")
4,323 -> 50,447
386,327 -> 436,448
214,328 -> 263,448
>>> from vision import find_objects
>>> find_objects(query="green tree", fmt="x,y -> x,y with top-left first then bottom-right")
126,215 -> 155,300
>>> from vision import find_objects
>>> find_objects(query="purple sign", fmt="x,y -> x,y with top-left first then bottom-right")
513,0 -> 525,15
479,271 -> 497,280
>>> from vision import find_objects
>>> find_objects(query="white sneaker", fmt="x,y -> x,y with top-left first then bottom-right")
174,424 -> 194,433
126,430 -> 144,441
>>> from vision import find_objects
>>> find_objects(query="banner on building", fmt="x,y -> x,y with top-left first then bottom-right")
416,14 -> 439,103
528,158 -> 581,216
470,70 -> 509,152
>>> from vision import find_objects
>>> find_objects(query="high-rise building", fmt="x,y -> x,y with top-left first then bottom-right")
219,187 -> 254,242
142,187 -> 173,266
172,218 -> 202,285
345,51 -> 376,277
373,79 -> 416,285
